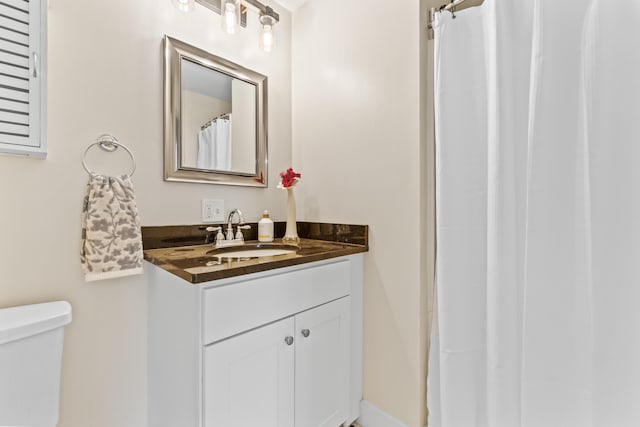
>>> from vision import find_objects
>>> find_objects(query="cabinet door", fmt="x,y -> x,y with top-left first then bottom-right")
295,297 -> 351,427
204,317 -> 295,427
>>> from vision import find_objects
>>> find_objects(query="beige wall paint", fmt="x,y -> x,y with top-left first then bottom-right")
291,1 -> 429,426
0,1 -> 291,426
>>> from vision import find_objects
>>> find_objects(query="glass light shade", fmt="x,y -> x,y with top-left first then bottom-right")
260,24 -> 274,52
221,0 -> 241,34
259,14 -> 276,52
172,0 -> 195,12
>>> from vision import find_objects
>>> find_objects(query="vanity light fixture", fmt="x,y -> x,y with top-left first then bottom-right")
259,7 -> 276,52
172,0 -> 280,52
172,0 -> 195,12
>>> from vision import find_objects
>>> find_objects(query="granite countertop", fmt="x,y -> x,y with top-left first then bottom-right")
142,222 -> 368,284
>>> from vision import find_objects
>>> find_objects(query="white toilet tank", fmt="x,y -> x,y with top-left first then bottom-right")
0,301 -> 72,427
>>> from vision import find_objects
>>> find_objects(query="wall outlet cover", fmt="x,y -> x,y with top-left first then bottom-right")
202,199 -> 224,223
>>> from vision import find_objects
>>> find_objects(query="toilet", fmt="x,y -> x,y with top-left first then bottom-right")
0,301 -> 72,427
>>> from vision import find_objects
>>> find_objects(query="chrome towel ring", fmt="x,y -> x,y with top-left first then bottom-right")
82,134 -> 136,177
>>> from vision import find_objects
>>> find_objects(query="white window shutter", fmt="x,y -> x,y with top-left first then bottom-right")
0,0 -> 46,158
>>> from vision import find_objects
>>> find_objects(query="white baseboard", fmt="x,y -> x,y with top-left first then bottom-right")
356,400 -> 411,427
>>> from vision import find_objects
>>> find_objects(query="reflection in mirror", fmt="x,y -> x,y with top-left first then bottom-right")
180,59 -> 256,174
164,35 -> 267,187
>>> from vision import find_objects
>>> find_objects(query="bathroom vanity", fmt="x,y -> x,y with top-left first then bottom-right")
144,223 -> 367,427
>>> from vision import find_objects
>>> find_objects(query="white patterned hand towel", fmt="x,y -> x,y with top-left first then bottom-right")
81,175 -> 143,281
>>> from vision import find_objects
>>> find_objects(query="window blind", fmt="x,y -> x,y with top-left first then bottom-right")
0,0 -> 45,157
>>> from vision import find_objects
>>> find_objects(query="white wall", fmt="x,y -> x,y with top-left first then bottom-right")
291,1 -> 429,426
0,1 -> 291,426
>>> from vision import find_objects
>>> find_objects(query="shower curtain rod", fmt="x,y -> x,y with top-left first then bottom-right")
201,112 -> 230,131
427,0 -> 467,39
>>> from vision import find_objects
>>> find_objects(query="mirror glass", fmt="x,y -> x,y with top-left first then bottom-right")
164,36 -> 267,187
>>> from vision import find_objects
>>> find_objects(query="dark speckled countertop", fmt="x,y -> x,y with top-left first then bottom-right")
142,222 -> 368,284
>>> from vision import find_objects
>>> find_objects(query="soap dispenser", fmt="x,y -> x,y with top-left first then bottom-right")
258,210 -> 274,243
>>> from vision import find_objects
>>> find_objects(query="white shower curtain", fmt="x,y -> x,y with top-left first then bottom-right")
197,117 -> 232,171
429,1 -> 640,426
197,121 -> 216,169
214,117 -> 232,171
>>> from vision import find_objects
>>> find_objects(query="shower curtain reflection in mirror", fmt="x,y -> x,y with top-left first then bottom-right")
429,1 -> 640,426
196,114 -> 232,171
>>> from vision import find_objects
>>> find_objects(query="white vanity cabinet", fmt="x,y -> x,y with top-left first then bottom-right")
148,255 -> 363,427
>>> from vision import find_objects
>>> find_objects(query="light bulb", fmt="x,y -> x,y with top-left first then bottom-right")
223,2 -> 238,34
260,24 -> 273,52
172,0 -> 194,12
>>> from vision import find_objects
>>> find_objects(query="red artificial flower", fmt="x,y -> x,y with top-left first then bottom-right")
279,167 -> 301,188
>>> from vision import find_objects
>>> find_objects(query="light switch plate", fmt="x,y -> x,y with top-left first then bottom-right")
202,199 -> 224,223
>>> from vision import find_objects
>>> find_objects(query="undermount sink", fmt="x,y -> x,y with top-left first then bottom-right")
206,243 -> 299,260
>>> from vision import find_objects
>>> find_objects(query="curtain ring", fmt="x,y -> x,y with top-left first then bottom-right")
450,0 -> 456,19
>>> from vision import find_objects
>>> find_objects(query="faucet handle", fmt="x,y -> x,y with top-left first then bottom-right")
206,226 -> 223,244
235,225 -> 251,241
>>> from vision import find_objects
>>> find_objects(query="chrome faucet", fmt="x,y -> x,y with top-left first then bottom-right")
226,209 -> 248,241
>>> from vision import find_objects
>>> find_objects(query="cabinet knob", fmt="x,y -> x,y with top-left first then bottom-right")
301,329 -> 311,338
284,336 -> 294,346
